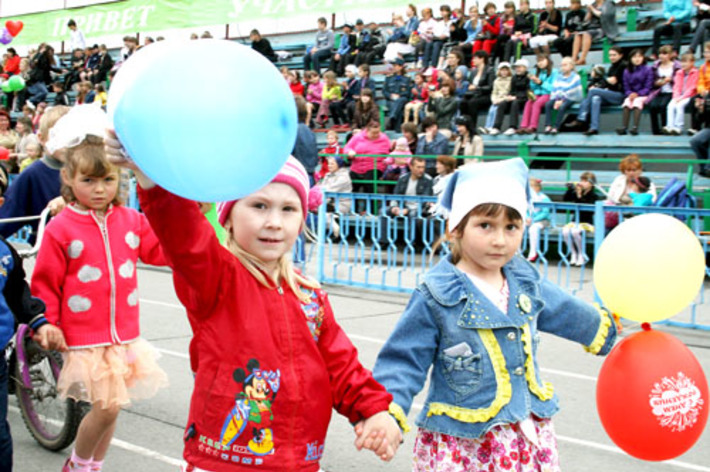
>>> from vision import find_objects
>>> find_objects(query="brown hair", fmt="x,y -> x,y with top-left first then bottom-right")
535,53 -> 553,76
659,45 -> 674,56
436,155 -> 457,174
442,204 -> 523,264
61,135 -> 123,206
619,154 -> 642,172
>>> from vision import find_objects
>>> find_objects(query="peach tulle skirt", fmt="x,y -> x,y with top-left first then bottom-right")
58,338 -> 168,409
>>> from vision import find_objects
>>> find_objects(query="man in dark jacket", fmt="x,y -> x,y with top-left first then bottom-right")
383,58 -> 413,129
250,29 -> 277,62
387,156 -> 434,217
416,116 -> 450,176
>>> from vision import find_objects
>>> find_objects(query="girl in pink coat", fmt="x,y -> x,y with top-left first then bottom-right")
665,51 -> 699,135
31,109 -> 168,472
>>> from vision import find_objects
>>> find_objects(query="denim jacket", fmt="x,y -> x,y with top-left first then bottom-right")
373,255 -> 616,439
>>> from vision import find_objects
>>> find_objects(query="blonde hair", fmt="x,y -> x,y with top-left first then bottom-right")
61,135 -> 123,206
223,215 -> 319,303
38,105 -> 71,142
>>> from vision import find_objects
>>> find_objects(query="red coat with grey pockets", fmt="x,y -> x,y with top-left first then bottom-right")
138,186 -> 392,472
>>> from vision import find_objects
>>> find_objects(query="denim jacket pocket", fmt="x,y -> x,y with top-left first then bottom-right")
440,351 -> 482,398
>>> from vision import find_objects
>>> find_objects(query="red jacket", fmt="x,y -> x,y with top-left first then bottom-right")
482,14 -> 501,37
315,145 -> 344,181
138,186 -> 392,472
31,204 -> 165,348
290,82 -> 305,96
4,55 -> 20,75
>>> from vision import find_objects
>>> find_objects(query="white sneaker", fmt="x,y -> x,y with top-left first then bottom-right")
503,128 -> 517,136
478,126 -> 489,135
488,128 -> 500,136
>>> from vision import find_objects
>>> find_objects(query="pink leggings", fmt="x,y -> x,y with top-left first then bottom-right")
520,94 -> 551,131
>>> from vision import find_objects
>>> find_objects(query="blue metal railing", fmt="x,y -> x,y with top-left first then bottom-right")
311,193 -> 710,330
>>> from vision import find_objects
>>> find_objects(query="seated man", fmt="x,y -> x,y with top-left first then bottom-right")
415,116 -> 450,177
383,58 -> 413,130
380,157 -> 434,245
304,17 -> 335,74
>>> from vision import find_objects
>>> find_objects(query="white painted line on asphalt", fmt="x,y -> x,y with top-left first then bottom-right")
8,406 -> 184,467
155,347 -> 190,359
140,298 -> 184,310
408,403 -> 710,471
110,438 -> 184,467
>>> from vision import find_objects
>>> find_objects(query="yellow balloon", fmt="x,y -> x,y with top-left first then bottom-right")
593,213 -> 706,323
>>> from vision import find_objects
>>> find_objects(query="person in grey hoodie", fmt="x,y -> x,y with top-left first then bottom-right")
304,17 -> 335,73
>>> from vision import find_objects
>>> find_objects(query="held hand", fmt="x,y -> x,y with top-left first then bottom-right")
606,76 -> 617,85
348,150 -> 357,158
391,206 -> 401,216
628,92 -> 638,101
46,196 -> 66,216
354,411 -> 402,461
391,93 -> 400,100
33,324 -> 67,352
553,100 -> 562,110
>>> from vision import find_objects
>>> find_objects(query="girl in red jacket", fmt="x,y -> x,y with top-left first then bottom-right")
104,129 -> 402,471
472,2 -> 501,56
31,111 -> 168,472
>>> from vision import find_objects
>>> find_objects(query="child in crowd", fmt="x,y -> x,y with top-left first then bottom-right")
627,176 -> 654,206
105,130 -> 402,470
53,82 -> 70,106
93,83 -> 108,109
544,57 -> 582,134
526,177 -> 552,262
319,70 -> 343,127
493,1 -> 516,63
19,141 -> 42,173
317,129 -> 345,181
562,171 -> 602,266
403,72 -> 429,126
32,102 -> 47,131
480,61 -> 512,134
31,108 -> 169,472
288,70 -> 305,96
491,58 -> 530,135
304,70 -> 324,128
519,53 -> 555,134
320,156 -> 353,238
502,0 -> 535,63
330,64 -> 358,128
665,52 -> 698,135
373,158 -> 617,471
617,49 -> 654,136
427,79 -> 457,134
454,68 -> 470,101
382,137 -> 412,183
648,45 -> 679,136
352,88 -> 379,132
75,81 -> 95,105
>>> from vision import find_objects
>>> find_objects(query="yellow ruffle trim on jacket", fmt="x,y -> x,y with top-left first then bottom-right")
427,329 -> 512,423
521,325 -> 555,401
584,304 -> 612,355
388,403 -> 411,433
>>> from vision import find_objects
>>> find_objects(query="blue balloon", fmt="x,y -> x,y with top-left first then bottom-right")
111,40 -> 297,202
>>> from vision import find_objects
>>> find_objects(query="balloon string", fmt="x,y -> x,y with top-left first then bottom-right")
641,322 -> 652,331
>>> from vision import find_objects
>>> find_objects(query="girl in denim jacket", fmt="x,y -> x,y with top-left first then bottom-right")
373,158 -> 617,471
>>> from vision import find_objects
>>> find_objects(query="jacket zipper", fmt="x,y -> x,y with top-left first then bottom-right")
93,210 -> 120,344
277,285 -> 300,470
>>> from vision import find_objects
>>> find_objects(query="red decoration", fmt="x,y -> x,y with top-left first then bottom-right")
0,147 -> 9,160
5,21 -> 23,37
596,326 -> 709,461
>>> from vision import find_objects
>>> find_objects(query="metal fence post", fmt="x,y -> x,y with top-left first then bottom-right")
316,199 -> 327,283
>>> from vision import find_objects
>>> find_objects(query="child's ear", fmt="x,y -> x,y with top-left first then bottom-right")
60,168 -> 71,186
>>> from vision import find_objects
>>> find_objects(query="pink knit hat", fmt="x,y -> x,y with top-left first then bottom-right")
217,156 -> 322,226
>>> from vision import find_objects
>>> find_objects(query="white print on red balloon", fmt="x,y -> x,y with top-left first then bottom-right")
649,372 -> 704,432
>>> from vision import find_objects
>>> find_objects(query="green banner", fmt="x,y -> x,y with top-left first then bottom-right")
4,0 -> 410,47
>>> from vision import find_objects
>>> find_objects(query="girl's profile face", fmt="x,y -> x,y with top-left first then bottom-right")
361,95 -> 371,104
456,124 -> 467,135
537,57 -> 548,69
631,53 -> 644,66
579,179 -> 593,191
229,183 -> 302,274
453,209 -> 523,278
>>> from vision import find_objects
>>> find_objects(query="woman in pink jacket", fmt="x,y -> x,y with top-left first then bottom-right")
31,124 -> 167,472
344,119 -> 391,210
665,51 -> 699,135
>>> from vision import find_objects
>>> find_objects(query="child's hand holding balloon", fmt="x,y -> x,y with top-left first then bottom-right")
104,128 -> 155,189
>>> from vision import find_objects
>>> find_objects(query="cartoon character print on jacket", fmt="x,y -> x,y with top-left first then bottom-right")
301,289 -> 324,343
220,359 -> 281,457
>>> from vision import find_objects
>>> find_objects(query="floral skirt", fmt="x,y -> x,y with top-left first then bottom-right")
58,338 -> 168,409
412,419 -> 561,472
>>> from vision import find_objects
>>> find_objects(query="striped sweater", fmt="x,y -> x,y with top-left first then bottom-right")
550,71 -> 582,102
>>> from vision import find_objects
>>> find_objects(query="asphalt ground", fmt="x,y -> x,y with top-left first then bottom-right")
9,264 -> 710,472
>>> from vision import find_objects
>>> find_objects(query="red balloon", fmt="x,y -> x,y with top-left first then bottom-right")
5,21 -> 23,37
597,326 -> 709,461
0,147 -> 8,160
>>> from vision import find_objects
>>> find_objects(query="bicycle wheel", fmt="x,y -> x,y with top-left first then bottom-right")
13,330 -> 87,451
